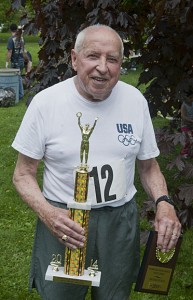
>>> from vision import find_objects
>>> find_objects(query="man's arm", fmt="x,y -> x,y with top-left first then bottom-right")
6,49 -> 12,67
13,153 -> 85,249
137,158 -> 181,252
6,37 -> 14,65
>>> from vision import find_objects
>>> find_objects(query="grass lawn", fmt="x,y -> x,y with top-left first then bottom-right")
0,37 -> 193,299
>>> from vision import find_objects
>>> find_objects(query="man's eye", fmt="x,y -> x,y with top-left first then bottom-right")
108,57 -> 117,63
88,54 -> 98,59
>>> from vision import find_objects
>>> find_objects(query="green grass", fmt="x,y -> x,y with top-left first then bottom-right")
0,42 -> 193,299
0,33 -> 40,43
0,101 -> 41,300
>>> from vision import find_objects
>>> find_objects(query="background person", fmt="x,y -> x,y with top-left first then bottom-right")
6,24 -> 27,99
12,25 -> 181,300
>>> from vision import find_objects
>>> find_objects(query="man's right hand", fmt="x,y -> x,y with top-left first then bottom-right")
43,205 -> 86,250
12,153 -> 86,250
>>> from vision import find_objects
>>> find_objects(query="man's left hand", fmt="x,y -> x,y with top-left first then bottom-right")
154,202 -> 181,252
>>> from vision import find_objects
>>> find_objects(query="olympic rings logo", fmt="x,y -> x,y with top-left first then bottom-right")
118,134 -> 137,146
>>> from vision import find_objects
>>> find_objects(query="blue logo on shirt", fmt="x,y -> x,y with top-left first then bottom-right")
116,123 -> 133,134
116,124 -> 137,146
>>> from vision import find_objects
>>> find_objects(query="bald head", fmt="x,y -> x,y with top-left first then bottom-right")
74,25 -> 124,59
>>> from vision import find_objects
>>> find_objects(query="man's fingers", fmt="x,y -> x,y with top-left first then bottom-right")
157,224 -> 181,252
47,207 -> 86,248
66,217 -> 85,235
59,230 -> 86,249
63,238 -> 85,250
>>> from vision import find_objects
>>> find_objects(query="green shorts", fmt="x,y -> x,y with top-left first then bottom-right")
29,198 -> 140,300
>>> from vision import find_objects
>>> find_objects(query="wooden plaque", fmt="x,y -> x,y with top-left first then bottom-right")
135,231 -> 182,295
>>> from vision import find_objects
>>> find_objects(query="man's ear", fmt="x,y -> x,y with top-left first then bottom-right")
71,49 -> 77,71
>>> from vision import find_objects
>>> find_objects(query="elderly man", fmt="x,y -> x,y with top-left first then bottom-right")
12,24 -> 181,300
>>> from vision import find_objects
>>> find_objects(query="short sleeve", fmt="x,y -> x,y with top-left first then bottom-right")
137,101 -> 160,160
7,37 -> 14,50
12,99 -> 46,159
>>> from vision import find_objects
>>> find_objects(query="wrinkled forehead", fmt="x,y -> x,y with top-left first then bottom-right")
82,28 -> 122,55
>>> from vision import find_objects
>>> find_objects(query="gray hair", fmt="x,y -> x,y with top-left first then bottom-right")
74,24 -> 124,58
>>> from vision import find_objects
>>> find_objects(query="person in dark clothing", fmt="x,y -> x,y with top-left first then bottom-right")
6,24 -> 26,99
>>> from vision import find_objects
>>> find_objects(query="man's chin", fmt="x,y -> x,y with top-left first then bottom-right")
87,89 -> 111,101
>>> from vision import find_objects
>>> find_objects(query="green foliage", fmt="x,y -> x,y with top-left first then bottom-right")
121,66 -> 147,93
138,0 -> 193,117
155,123 -> 193,229
0,0 -> 34,32
122,0 -> 193,228
0,0 -> 12,25
6,0 -> 193,115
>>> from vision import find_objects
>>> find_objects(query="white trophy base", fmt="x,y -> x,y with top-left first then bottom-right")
45,265 -> 101,287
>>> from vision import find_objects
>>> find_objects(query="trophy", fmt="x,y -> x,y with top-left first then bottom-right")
135,231 -> 182,295
45,112 -> 101,287
64,112 -> 98,276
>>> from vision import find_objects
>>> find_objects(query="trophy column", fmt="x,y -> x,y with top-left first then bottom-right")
64,165 -> 90,276
45,112 -> 101,287
64,112 -> 98,276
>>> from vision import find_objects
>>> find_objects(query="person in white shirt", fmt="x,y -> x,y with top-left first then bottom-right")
12,24 -> 181,300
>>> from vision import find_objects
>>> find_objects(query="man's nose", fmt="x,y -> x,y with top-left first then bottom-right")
96,57 -> 108,73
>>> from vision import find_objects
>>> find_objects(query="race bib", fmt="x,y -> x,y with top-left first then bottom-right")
87,159 -> 127,205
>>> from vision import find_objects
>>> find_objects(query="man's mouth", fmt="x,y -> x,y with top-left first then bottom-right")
92,77 -> 107,82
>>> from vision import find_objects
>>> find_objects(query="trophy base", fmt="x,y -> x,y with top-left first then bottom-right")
45,265 -> 101,287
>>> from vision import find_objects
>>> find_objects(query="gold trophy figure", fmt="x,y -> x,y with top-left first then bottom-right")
77,112 -> 98,166
64,112 -> 98,276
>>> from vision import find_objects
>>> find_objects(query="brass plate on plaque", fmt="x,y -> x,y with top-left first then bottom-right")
135,231 -> 182,295
142,265 -> 172,292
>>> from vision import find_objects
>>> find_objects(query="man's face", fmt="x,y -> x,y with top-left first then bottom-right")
71,28 -> 122,101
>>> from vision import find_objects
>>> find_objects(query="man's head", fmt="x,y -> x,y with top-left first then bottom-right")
10,24 -> 17,33
16,28 -> 23,39
71,24 -> 124,101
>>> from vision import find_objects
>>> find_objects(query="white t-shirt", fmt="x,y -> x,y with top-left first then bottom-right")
12,77 -> 159,207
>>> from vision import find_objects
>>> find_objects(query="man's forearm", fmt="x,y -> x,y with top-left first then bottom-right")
137,158 -> 168,201
13,173 -> 53,223
6,51 -> 12,63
